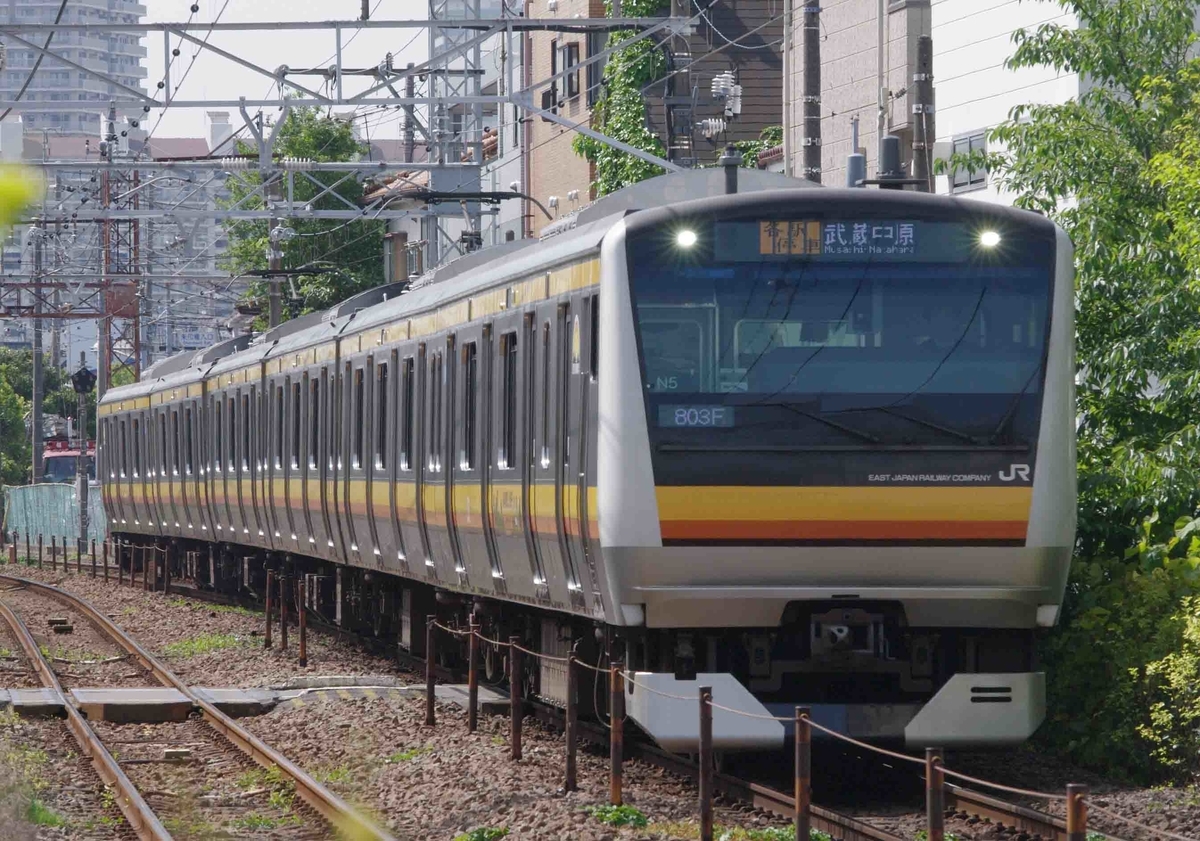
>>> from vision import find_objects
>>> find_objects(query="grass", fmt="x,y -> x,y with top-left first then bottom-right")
586,804 -> 649,828
167,597 -> 254,616
314,765 -> 352,784
162,633 -> 245,658
229,812 -> 301,831
453,829 -> 509,841
384,746 -> 431,764
914,833 -> 961,841
162,815 -> 220,836
26,797 -> 65,827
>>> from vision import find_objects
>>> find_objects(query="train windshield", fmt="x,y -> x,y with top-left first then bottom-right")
628,218 -> 1055,446
43,455 -> 95,483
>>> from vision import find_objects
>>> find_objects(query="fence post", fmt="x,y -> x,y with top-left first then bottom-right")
71,536 -> 77,574
117,542 -> 123,585
795,707 -> 811,841
103,540 -> 109,582
297,576 -> 308,668
699,686 -> 714,841
279,574 -> 289,651
90,539 -> 96,578
610,659 -> 624,806
162,545 -> 170,593
50,535 -> 57,572
6,543 -> 13,565
264,570 -> 275,649
25,533 -> 30,566
142,546 -> 149,590
926,748 -> 944,841
37,534 -> 43,569
1066,784 -> 1088,841
509,635 -> 522,761
564,652 -> 578,792
467,620 -> 479,733
425,617 -> 437,726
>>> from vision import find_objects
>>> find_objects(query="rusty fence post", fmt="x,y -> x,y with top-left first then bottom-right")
37,534 -> 43,570
142,546 -> 149,591
50,535 -> 57,572
509,635 -> 522,761
279,574 -> 289,651
117,542 -> 123,585
297,576 -> 308,668
425,617 -> 437,726
610,659 -> 624,806
467,620 -> 479,733
795,707 -> 811,841
926,748 -> 944,841
264,570 -> 274,649
1066,784 -> 1088,841
90,539 -> 96,578
25,532 -> 30,566
102,540 -> 109,582
71,536 -> 78,574
162,545 -> 170,593
6,542 -> 14,565
699,686 -> 714,841
564,653 -> 578,792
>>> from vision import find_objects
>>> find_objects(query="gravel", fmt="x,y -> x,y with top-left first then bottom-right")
91,716 -> 330,840
239,691 -> 802,841
1,565 -> 397,688
4,562 -> 1197,840
0,587 -> 152,688
0,710 -> 133,839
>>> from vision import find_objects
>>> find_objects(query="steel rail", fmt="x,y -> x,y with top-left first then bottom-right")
0,574 -> 397,841
944,783 -> 1113,841
0,598 -> 171,840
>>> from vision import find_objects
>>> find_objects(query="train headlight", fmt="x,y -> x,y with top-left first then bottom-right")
675,228 -> 698,248
978,230 -> 1001,248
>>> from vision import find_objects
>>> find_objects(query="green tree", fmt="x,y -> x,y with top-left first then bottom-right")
221,108 -> 386,324
573,0 -> 670,196
959,0 -> 1200,781
0,376 -> 29,486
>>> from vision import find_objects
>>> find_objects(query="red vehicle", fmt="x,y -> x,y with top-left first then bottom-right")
41,438 -> 95,484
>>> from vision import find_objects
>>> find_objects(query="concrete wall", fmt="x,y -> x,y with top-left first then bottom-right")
930,0 -> 1078,202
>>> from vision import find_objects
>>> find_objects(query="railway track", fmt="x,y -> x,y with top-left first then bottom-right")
0,573 -> 396,841
160,578 -> 1087,841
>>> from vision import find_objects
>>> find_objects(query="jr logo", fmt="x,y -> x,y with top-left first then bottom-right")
999,464 -> 1031,482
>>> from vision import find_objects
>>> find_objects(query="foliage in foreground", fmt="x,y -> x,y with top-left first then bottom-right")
586,803 -> 650,828
453,828 -> 509,841
947,0 -> 1200,782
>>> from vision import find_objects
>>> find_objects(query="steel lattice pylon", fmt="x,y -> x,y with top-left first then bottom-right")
99,164 -> 142,398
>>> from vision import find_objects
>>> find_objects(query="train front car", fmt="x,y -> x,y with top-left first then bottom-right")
598,189 -> 1075,748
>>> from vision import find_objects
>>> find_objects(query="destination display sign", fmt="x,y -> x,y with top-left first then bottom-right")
712,220 -> 974,263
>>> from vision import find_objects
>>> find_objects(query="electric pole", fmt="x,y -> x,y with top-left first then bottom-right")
802,3 -> 822,183
31,226 -> 44,484
267,174 -> 283,328
911,35 -> 935,193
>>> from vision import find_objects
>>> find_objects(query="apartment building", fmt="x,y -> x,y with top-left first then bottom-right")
0,0 -> 148,137
527,0 -> 784,233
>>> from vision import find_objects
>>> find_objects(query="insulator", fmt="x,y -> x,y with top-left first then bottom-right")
220,157 -> 252,171
279,157 -> 316,171
698,118 -> 727,138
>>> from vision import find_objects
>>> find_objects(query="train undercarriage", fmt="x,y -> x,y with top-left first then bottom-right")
113,535 -> 1045,751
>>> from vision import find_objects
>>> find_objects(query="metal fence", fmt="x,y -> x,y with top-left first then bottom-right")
1,483 -> 106,543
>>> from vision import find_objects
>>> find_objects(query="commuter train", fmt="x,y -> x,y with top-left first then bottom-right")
99,169 -> 1075,749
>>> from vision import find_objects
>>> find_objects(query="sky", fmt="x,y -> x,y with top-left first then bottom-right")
144,0 -> 429,141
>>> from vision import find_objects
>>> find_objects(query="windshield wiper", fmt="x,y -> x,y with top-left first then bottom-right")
836,406 -> 988,445
766,403 -> 882,444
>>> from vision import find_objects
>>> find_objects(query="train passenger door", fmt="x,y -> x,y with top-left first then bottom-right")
414,344 -> 437,577
172,408 -> 185,531
285,378 -> 302,545
477,327 -> 506,587
342,361 -> 364,561
397,354 -> 420,574
385,350 -> 409,573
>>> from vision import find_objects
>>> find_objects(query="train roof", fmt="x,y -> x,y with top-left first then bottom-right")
100,167 -> 821,406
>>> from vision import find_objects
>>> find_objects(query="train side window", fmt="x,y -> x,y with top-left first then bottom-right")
461,342 -> 477,470
184,408 -> 194,475
353,367 -> 365,470
159,414 -> 168,477
119,420 -> 127,478
171,411 -> 180,476
292,382 -> 302,469
428,353 -> 443,472
275,385 -> 285,469
590,294 -> 599,378
400,357 -> 414,471
309,379 -> 320,469
541,323 -> 551,467
214,401 -> 222,473
375,361 -> 389,469
132,418 -> 141,478
500,331 -> 518,469
227,397 -> 236,470
242,393 -> 251,471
